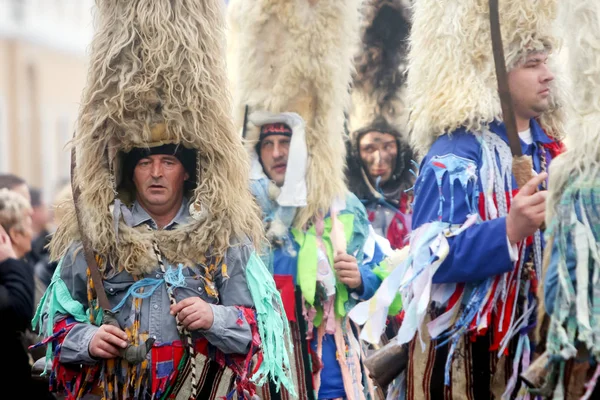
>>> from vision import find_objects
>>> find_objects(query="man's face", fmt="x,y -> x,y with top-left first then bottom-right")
132,154 -> 189,212
259,135 -> 291,187
508,52 -> 555,121
358,131 -> 398,185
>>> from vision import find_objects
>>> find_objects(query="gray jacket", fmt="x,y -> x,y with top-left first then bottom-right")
57,200 -> 255,365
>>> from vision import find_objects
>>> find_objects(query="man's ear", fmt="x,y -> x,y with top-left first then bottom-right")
184,172 -> 190,181
7,226 -> 18,244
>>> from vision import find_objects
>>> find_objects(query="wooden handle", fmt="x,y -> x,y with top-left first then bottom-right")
512,155 -> 535,189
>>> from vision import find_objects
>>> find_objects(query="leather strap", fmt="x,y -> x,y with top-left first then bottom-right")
70,142 -> 111,311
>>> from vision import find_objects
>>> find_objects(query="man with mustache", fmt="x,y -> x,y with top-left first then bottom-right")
257,124 -> 291,189
248,111 -> 387,400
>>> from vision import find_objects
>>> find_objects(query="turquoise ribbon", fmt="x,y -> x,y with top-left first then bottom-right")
111,264 -> 187,312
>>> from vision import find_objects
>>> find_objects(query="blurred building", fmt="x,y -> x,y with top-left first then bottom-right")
0,0 -> 94,199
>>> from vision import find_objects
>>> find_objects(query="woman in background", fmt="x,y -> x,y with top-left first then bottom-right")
0,189 -> 35,395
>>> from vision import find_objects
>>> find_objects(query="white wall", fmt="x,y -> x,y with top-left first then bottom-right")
0,0 -> 95,57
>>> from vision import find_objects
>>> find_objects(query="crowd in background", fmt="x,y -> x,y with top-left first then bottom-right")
0,173 -> 70,398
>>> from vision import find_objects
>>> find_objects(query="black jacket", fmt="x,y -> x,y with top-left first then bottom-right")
0,258 -> 35,390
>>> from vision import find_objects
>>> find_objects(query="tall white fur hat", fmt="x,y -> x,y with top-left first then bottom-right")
546,0 -> 600,218
407,0 -> 565,155
227,0 -> 361,228
51,0 -> 263,274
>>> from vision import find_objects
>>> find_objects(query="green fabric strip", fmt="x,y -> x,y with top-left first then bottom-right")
292,227 -> 318,306
245,251 -> 297,396
32,259 -> 92,374
292,194 -> 373,318
32,259 -> 89,336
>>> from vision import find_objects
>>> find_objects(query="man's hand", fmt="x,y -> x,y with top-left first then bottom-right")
170,297 -> 214,331
0,225 -> 16,263
333,253 -> 362,290
506,172 -> 548,245
88,325 -> 128,359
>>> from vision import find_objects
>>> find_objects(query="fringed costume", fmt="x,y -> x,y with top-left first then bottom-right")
30,1 -> 293,398
536,1 -> 600,398
227,1 -> 395,399
355,0 -> 568,398
344,0 -> 416,354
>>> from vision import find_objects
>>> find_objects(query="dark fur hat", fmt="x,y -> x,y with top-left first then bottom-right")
347,0 -> 414,204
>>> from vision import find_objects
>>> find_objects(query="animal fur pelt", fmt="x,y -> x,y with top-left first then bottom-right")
546,0 -> 600,220
348,0 -> 412,140
50,0 -> 263,275
227,0 -> 361,229
346,0 -> 414,204
538,0 -> 600,328
407,0 -> 566,155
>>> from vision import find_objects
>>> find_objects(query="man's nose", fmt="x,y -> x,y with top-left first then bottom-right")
273,143 -> 283,159
541,63 -> 555,83
374,150 -> 382,165
150,161 -> 163,177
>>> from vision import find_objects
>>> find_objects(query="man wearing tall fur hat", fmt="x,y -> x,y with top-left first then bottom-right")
31,1 -> 293,399
346,0 -> 415,252
227,1 -> 395,399
344,0 -> 415,356
375,0 -> 567,398
533,1 -> 600,398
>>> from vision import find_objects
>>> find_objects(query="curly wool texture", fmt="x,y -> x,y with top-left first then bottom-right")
348,0 -> 411,141
407,0 -> 565,155
227,0 -> 360,229
546,0 -> 600,221
50,0 -> 264,275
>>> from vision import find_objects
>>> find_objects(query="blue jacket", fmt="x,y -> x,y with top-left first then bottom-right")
270,194 -> 385,399
273,245 -> 383,399
413,120 -> 556,284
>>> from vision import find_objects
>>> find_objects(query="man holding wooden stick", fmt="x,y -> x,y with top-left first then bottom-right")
30,1 -> 293,399
375,0 -> 567,398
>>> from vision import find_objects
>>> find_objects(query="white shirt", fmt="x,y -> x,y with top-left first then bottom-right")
519,128 -> 533,145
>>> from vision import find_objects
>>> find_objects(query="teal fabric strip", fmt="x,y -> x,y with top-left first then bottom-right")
32,259 -> 90,374
111,278 -> 163,312
245,251 -> 297,396
545,181 -> 600,367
